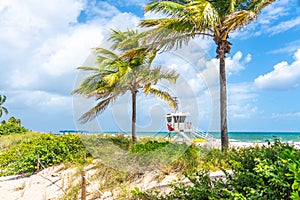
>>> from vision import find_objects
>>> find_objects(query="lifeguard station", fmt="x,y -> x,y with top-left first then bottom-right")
165,112 -> 215,145
166,112 -> 190,132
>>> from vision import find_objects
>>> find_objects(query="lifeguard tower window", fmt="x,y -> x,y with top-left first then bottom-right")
174,116 -> 178,123
173,116 -> 186,123
179,116 -> 186,123
167,117 -> 172,123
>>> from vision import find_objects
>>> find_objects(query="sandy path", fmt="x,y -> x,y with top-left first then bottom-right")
0,165 -> 77,200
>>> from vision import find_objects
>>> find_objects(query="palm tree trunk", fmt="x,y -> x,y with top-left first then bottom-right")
219,42 -> 229,150
132,90 -> 137,143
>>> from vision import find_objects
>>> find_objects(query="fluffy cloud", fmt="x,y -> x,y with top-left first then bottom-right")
272,112 -> 300,119
199,51 -> 251,89
228,83 -> 258,119
269,16 -> 300,35
268,39 -> 300,54
0,0 -> 143,131
254,49 -> 300,90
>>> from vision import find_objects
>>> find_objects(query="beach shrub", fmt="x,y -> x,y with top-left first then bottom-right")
226,139 -> 300,199
110,135 -> 132,150
0,134 -> 88,176
130,141 -> 170,153
130,141 -> 202,172
133,140 -> 300,199
82,134 -> 132,152
0,123 -> 28,135
131,170 -> 231,200
200,148 -> 230,171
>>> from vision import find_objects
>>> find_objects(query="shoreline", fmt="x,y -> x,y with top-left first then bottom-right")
73,131 -> 300,144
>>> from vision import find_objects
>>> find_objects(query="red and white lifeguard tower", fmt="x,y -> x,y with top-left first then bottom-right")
166,112 -> 190,132
165,112 -> 215,144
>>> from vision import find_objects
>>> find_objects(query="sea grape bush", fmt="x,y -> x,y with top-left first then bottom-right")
227,139 -> 300,199
0,123 -> 28,135
133,140 -> 300,199
0,134 -> 87,176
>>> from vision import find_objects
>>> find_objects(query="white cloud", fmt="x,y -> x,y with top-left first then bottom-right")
254,49 -> 300,90
228,83 -> 258,119
268,39 -> 300,54
0,0 -> 144,131
200,51 -> 251,87
38,24 -> 103,77
6,90 -> 71,113
269,16 -> 300,35
272,112 -> 300,119
257,1 -> 290,25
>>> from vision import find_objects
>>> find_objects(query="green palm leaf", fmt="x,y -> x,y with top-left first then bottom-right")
0,95 -> 8,118
147,87 -> 178,111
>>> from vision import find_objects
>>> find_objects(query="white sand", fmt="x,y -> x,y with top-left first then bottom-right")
0,165 -> 77,200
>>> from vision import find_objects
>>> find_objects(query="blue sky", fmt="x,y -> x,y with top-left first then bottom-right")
0,0 -> 300,133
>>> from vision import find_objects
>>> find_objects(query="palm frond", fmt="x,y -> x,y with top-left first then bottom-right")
94,48 -> 119,63
109,29 -> 149,52
143,27 -> 194,51
145,1 -> 186,18
224,10 -> 257,35
0,95 -> 6,104
2,107 -> 8,115
186,0 -> 219,27
156,68 -> 179,83
247,0 -> 276,13
76,66 -> 100,71
102,73 -> 120,86
227,0 -> 237,14
79,95 -> 117,123
121,47 -> 148,61
141,2 -> 216,51
147,87 -> 178,111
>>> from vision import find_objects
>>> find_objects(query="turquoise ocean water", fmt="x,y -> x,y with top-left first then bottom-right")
103,131 -> 300,144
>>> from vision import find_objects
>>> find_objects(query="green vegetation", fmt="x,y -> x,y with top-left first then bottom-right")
140,0 -> 275,150
0,123 -> 28,135
72,29 -> 178,143
0,132 -> 40,150
133,139 -> 300,199
0,116 -> 27,135
0,133 -> 87,176
1,133 -> 299,199
130,140 -> 170,153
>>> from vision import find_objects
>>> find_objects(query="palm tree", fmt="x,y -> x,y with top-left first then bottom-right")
0,95 -> 8,118
8,116 -> 16,125
140,0 -> 275,150
16,118 -> 22,126
72,29 -> 178,143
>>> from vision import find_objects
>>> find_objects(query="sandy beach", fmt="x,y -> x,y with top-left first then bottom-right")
0,165 -> 77,200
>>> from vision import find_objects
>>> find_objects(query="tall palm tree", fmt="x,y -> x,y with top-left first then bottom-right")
0,95 -> 8,118
73,29 -> 178,143
140,0 -> 275,150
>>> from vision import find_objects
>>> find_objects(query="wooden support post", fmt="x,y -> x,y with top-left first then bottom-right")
37,154 -> 40,171
81,170 -> 87,200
